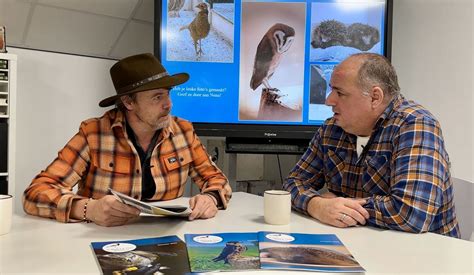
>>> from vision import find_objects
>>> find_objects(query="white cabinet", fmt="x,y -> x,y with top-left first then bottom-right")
0,53 -> 16,195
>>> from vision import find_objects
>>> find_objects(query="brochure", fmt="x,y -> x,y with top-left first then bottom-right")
91,235 -> 190,275
184,232 -> 260,272
109,188 -> 192,217
258,231 -> 365,272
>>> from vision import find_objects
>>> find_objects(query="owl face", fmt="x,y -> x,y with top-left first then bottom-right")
274,30 -> 294,54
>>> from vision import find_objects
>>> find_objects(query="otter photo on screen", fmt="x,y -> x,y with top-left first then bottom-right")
309,1 -> 385,62
166,0 -> 234,62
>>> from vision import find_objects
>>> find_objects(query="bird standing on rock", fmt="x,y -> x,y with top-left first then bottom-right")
250,23 -> 299,110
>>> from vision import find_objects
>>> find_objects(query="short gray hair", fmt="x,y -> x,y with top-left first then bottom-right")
352,53 -> 400,99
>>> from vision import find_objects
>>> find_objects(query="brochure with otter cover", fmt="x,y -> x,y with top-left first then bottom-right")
91,235 -> 190,275
109,188 -> 192,217
258,231 -> 365,272
184,232 -> 260,272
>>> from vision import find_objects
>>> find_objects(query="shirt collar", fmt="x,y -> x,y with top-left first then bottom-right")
373,93 -> 404,129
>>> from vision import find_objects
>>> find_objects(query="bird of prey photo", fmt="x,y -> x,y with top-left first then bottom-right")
250,23 -> 299,110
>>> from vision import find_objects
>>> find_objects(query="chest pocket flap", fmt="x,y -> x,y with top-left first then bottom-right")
92,153 -> 132,174
161,149 -> 193,172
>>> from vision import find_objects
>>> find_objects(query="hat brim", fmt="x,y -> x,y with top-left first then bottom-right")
99,72 -> 190,107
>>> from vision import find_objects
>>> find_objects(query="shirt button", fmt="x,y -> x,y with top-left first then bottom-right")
109,162 -> 114,168
136,169 -> 140,174
179,157 -> 184,161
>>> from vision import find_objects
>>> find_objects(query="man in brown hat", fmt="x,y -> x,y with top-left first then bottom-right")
23,53 -> 232,226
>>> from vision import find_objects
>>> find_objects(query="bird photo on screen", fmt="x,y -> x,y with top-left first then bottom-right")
179,2 -> 211,59
168,0 -> 185,18
250,23 -> 299,110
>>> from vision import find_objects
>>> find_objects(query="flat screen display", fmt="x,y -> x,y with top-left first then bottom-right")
156,0 -> 391,139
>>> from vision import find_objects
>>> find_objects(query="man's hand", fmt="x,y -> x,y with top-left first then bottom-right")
188,194 -> 218,221
307,196 -> 369,227
85,195 -> 141,227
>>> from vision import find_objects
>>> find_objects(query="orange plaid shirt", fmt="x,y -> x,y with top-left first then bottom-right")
23,109 -> 232,222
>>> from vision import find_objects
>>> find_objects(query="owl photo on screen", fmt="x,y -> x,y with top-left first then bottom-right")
250,23 -> 299,110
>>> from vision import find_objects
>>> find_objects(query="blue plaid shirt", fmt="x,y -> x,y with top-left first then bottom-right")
284,95 -> 460,238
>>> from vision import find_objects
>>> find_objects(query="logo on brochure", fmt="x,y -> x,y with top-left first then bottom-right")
265,233 -> 295,243
193,235 -> 223,244
102,243 -> 137,253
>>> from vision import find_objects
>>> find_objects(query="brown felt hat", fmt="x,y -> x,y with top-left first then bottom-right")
99,53 -> 189,107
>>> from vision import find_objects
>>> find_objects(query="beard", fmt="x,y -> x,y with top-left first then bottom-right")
155,115 -> 171,130
134,111 -> 171,131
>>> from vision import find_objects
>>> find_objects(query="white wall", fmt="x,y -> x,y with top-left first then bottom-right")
9,48 -> 116,212
391,0 -> 473,182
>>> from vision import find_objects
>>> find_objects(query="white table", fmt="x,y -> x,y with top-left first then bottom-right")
0,192 -> 472,274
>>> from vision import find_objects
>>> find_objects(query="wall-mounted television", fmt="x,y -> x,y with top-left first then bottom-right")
155,0 -> 393,154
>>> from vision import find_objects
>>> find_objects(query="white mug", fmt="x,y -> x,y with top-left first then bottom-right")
264,190 -> 291,225
0,194 -> 13,235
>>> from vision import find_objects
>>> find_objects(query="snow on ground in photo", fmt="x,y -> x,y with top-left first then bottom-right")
213,3 -> 234,23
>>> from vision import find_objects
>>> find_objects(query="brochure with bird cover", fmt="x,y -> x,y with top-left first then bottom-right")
184,232 -> 260,272
109,188 -> 192,217
91,235 -> 190,275
258,231 -> 365,272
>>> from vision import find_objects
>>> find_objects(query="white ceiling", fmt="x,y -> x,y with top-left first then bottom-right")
0,0 -> 155,60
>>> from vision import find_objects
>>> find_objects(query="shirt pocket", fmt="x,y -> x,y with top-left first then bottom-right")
362,155 -> 390,195
89,153 -> 133,194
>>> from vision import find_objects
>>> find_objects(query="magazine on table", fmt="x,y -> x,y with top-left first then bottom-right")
109,188 -> 192,217
184,232 -> 260,273
91,235 -> 190,275
258,231 -> 365,272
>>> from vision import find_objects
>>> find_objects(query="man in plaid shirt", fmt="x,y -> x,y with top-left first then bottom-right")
284,53 -> 460,238
23,53 -> 232,226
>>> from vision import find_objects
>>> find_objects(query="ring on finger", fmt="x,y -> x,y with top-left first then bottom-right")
339,213 -> 347,222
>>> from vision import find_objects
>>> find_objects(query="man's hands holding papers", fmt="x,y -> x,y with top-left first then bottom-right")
73,190 -> 219,227
188,193 -> 218,221
85,195 -> 141,227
